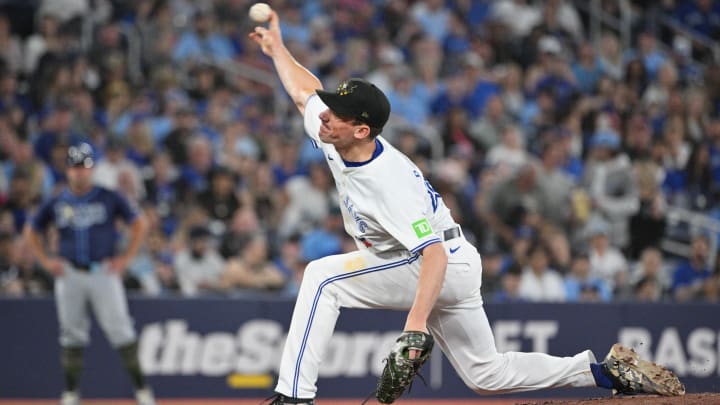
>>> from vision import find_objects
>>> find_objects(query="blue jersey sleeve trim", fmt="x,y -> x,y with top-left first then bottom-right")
410,238 -> 442,254
342,138 -> 384,167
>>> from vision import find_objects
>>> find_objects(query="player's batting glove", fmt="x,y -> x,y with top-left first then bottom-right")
375,330 -> 434,404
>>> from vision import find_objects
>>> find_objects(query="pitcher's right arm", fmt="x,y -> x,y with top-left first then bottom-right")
248,11 -> 322,114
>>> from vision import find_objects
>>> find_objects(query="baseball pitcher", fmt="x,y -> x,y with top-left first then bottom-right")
249,9 -> 684,405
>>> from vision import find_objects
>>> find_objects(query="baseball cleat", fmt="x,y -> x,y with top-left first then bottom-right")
60,391 -> 80,405
264,393 -> 315,404
602,343 -> 685,396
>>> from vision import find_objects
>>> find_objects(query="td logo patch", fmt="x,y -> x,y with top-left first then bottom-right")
412,219 -> 433,239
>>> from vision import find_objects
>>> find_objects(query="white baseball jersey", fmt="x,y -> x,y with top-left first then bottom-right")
303,94 -> 457,253
274,94 -> 597,399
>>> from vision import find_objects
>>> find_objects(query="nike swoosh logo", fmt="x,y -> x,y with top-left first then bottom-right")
327,154 -> 334,160
449,246 -> 461,254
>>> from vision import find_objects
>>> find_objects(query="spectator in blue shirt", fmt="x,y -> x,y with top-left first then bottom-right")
464,53 -> 502,117
300,208 -> 343,263
173,9 -> 235,65
565,251 -> 612,302
279,6 -> 310,45
0,68 -> 32,116
672,233 -> 714,301
494,263 -> 526,303
624,31 -> 667,80
411,0 -> 452,42
178,136 -> 215,194
442,10 -> 471,66
385,66 -> 432,128
271,137 -> 308,186
671,0 -> 720,38
571,42 -> 603,94
430,70 -> 470,117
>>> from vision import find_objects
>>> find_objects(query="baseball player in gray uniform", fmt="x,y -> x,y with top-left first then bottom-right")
250,10 -> 684,405
23,143 -> 155,405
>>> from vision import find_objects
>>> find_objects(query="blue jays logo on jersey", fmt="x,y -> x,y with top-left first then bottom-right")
54,202 -> 108,229
342,195 -> 368,233
414,169 -> 441,213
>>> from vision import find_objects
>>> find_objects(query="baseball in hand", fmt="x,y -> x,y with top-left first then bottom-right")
249,3 -> 272,23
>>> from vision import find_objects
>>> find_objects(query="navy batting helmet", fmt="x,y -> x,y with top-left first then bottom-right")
67,142 -> 95,168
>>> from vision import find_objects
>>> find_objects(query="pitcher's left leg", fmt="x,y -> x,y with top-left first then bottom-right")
427,292 -> 596,394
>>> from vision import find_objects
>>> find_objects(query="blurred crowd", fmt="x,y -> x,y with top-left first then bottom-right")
1,0 -> 720,303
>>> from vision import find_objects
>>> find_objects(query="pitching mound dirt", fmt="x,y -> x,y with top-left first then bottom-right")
516,392 -> 720,405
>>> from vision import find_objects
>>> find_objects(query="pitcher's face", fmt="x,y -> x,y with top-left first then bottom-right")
318,108 -> 370,149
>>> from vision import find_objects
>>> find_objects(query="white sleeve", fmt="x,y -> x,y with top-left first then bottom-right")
303,94 -> 325,146
370,170 -> 441,254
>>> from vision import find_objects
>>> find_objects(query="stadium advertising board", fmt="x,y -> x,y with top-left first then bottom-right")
1,298 -> 718,398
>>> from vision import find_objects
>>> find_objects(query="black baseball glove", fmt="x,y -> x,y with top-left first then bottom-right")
375,330 -> 434,404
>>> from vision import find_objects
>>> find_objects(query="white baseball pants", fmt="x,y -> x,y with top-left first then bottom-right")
276,238 -> 596,398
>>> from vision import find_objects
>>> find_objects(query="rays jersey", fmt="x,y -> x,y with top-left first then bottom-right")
304,95 -> 456,254
31,186 -> 138,266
